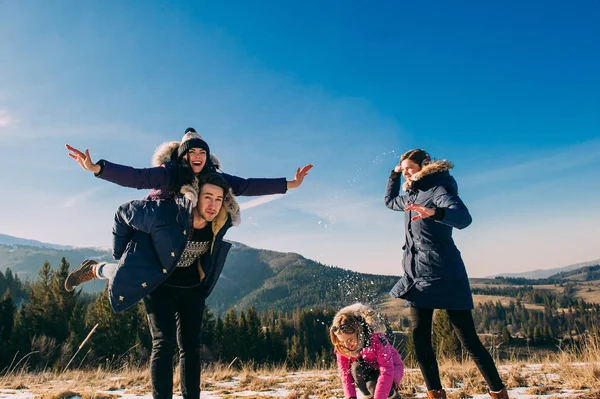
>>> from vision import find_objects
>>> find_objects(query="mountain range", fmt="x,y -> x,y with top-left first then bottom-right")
1,233 -> 599,314
0,233 -> 398,314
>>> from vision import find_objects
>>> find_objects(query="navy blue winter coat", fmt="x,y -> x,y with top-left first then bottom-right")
107,184 -> 240,313
384,160 -> 474,310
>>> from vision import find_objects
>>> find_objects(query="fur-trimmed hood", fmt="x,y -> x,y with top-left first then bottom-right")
178,179 -> 241,227
333,303 -> 387,334
152,140 -> 222,170
403,159 -> 454,192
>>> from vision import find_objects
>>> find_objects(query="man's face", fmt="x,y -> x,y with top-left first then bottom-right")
197,183 -> 224,222
185,148 -> 208,174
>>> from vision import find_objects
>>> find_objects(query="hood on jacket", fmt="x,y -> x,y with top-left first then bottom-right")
403,159 -> 454,192
152,140 -> 222,170
333,303 -> 387,334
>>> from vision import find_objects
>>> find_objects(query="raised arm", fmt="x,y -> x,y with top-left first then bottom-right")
66,144 -> 170,191
384,170 -> 410,211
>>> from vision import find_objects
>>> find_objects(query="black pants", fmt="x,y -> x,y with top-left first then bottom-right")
351,359 -> 397,398
143,284 -> 205,399
409,308 -> 504,392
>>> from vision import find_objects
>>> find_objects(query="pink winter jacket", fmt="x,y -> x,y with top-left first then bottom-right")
336,332 -> 404,399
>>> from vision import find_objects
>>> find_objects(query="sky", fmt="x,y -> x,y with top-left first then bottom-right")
0,1 -> 599,278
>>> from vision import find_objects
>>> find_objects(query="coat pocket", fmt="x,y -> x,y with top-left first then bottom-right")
390,275 -> 416,299
414,249 -> 446,279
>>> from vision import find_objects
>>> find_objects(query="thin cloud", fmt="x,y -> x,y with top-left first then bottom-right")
0,109 -> 13,128
239,194 -> 286,210
283,185 -> 390,227
64,187 -> 104,208
461,139 -> 600,188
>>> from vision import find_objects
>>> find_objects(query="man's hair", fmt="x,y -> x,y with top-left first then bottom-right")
198,172 -> 231,198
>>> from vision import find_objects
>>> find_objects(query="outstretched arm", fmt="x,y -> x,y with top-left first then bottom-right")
66,144 -> 170,191
223,164 -> 313,196
286,164 -> 313,189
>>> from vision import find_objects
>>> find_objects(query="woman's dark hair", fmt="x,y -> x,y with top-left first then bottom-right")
168,150 -> 218,197
400,148 -> 430,167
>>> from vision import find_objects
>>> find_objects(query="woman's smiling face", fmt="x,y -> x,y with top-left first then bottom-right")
185,148 -> 208,174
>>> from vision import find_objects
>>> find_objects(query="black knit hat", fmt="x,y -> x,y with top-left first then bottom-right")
177,127 -> 210,159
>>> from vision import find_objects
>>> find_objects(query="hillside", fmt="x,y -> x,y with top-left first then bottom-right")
0,233 -> 77,250
490,258 -> 600,279
2,233 -> 599,317
0,243 -> 114,281
0,235 -> 398,314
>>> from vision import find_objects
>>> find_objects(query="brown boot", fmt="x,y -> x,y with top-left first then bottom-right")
64,259 -> 99,291
426,389 -> 447,399
489,387 -> 509,399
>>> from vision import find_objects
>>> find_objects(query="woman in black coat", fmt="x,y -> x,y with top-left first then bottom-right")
385,149 -> 509,399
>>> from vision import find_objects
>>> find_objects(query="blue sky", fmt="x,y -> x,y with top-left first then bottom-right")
0,1 -> 599,277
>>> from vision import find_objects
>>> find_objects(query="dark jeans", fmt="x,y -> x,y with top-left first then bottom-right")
409,308 -> 504,392
143,284 -> 205,399
350,359 -> 397,398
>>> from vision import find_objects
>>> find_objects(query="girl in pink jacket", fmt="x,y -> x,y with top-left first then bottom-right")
330,303 -> 405,399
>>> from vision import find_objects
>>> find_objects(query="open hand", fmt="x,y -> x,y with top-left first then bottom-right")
287,164 -> 314,189
405,203 -> 435,221
65,144 -> 101,174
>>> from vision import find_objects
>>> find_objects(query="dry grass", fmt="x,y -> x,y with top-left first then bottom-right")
2,335 -> 600,398
34,391 -> 119,399
2,362 -> 600,398
525,386 -> 560,395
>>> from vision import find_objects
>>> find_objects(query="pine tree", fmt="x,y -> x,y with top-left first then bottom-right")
201,307 -> 217,359
222,308 -> 239,361
245,307 -> 262,361
50,257 -> 77,342
85,288 -> 147,365
287,334 -> 303,367
237,310 -> 249,361
501,326 -> 512,344
214,316 -> 224,360
432,310 -> 462,360
0,290 -> 16,342
0,290 -> 16,366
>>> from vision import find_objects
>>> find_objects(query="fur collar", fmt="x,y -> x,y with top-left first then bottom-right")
152,140 -> 222,169
403,159 -> 454,191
